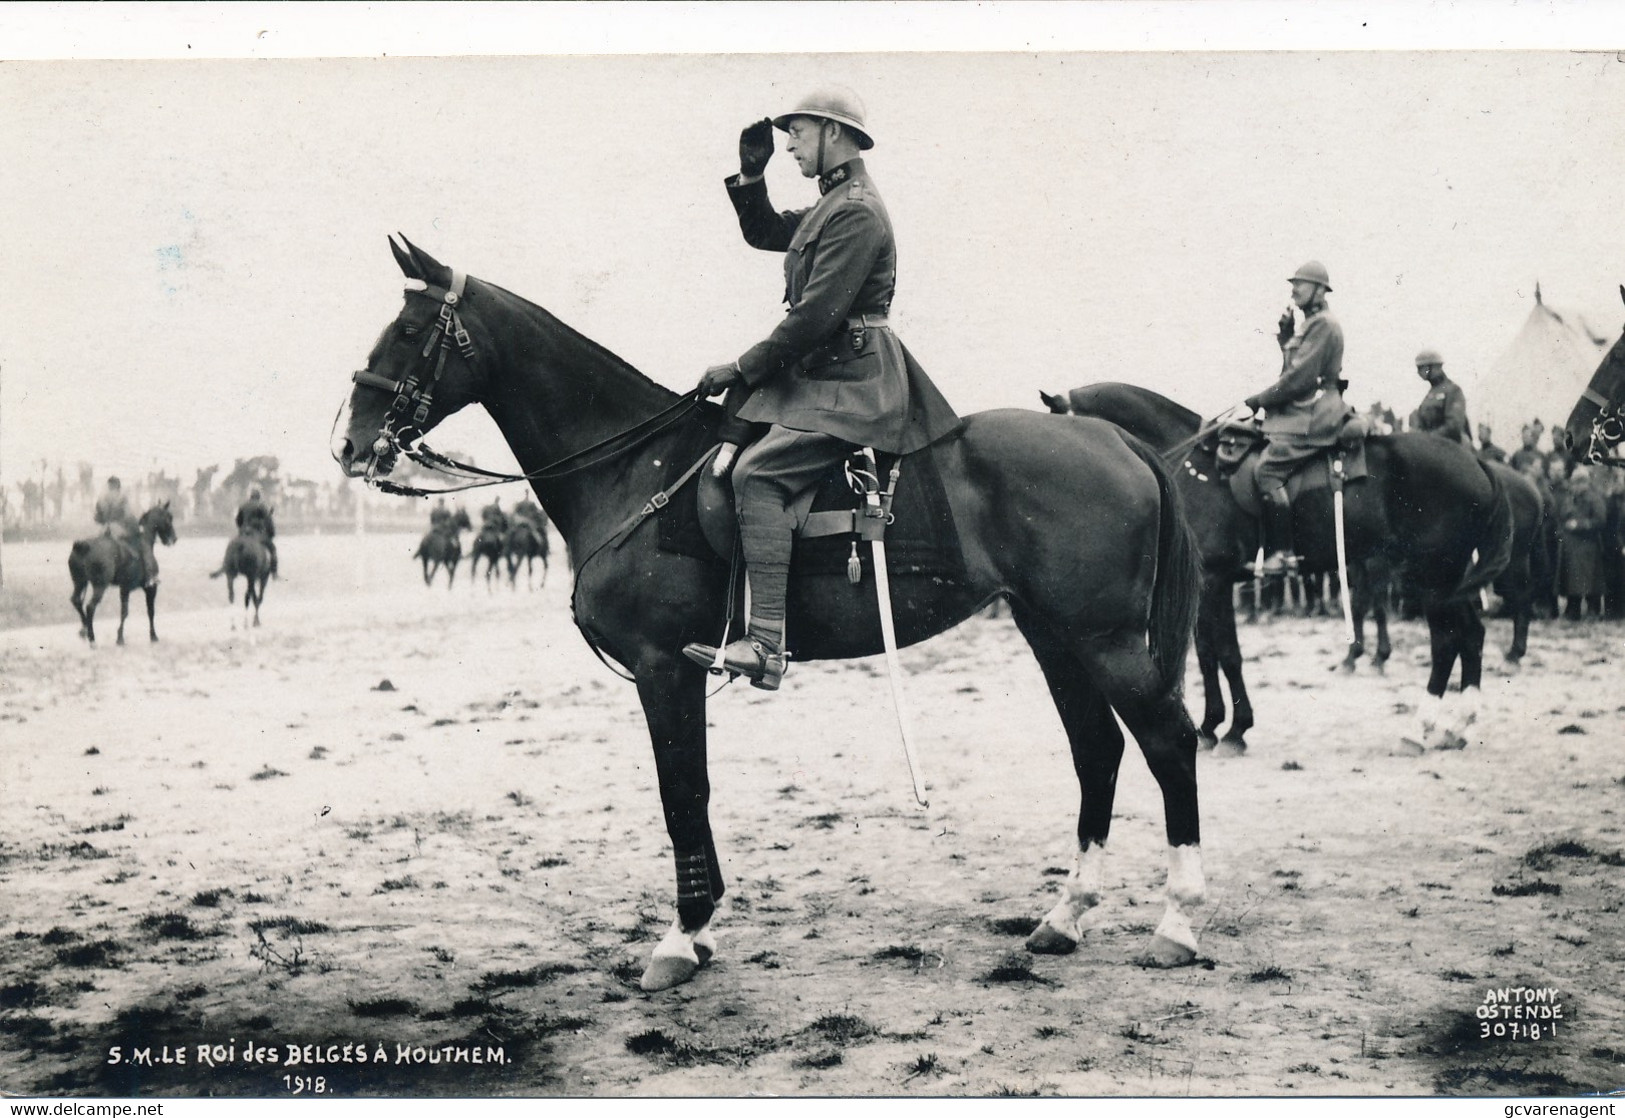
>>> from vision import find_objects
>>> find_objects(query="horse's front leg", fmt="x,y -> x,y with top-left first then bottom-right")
634,655 -> 724,992
116,588 -> 132,645
1194,586 -> 1225,749
144,584 -> 159,642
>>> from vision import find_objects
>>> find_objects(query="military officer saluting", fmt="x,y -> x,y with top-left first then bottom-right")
1243,261 -> 1347,576
682,86 -> 961,691
1408,349 -> 1470,445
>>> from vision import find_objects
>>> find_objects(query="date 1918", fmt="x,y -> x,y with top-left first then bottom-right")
1480,1022 -> 1557,1041
284,1075 -> 328,1094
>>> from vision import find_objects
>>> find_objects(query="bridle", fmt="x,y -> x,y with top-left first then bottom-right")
1577,382 -> 1625,468
345,274 -> 703,497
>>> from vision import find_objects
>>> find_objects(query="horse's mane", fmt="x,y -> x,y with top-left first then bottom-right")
472,277 -> 678,402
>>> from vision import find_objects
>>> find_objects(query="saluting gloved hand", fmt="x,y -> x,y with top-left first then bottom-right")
1276,309 -> 1296,345
739,118 -> 775,178
1243,395 -> 1263,415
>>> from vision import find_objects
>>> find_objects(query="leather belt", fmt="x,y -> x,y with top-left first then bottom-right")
845,314 -> 889,330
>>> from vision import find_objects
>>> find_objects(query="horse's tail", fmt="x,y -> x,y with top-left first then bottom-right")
209,566 -> 225,579
1121,431 -> 1201,695
1448,458 -> 1515,604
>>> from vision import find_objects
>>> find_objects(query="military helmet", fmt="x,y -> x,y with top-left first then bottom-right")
1414,349 -> 1443,368
1288,260 -> 1332,292
772,86 -> 873,150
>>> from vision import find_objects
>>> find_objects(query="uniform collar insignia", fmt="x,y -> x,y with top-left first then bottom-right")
818,159 -> 863,195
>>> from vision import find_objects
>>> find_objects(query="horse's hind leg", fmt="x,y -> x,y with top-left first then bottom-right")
1010,605 -> 1125,956
1077,631 -> 1205,966
81,584 -> 106,644
71,581 -> 90,640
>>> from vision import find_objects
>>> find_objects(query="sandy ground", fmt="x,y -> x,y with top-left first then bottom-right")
1,533 -> 1623,1098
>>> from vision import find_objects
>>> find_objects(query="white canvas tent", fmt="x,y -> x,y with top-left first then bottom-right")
1472,285 -> 1615,451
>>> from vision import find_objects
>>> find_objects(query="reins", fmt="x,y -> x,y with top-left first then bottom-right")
351,275 -> 706,498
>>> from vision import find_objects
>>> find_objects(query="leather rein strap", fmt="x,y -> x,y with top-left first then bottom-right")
351,276 -> 703,497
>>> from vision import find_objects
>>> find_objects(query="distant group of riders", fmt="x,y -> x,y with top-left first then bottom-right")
416,495 -> 550,589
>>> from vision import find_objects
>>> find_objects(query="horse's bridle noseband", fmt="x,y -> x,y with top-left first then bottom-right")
351,270 -> 477,470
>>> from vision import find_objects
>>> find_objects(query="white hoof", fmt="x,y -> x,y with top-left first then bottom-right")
1024,916 -> 1079,955
1142,908 -> 1199,967
640,919 -> 715,992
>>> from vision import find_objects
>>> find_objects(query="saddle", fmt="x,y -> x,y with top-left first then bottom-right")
1220,412 -> 1371,519
654,416 -> 967,584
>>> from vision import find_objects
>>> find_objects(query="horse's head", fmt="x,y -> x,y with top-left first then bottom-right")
334,236 -> 492,480
141,501 -> 177,547
1556,285 -> 1625,466
454,507 -> 473,531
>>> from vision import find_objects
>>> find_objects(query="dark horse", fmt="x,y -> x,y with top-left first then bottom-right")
335,237 -> 1204,991
415,507 -> 472,587
469,521 -> 507,590
68,503 -> 177,645
504,517 -> 550,590
211,529 -> 274,628
1561,286 -> 1625,467
1047,384 -> 1514,750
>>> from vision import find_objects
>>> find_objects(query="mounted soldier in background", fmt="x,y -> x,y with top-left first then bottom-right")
95,476 -> 156,588
1242,261 -> 1347,576
235,487 -> 279,578
1409,349 -> 1471,445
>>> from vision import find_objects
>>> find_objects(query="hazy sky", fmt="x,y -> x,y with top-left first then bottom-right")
4,36 -> 1623,486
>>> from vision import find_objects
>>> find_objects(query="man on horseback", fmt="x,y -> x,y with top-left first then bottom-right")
481,498 -> 509,535
429,497 -> 453,532
681,86 -> 961,690
1409,349 -> 1471,445
236,488 -> 279,579
1243,261 -> 1347,576
94,476 -> 155,587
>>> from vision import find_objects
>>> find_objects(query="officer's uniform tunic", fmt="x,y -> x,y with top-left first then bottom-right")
1253,300 -> 1347,488
1410,376 -> 1470,444
721,158 -> 960,635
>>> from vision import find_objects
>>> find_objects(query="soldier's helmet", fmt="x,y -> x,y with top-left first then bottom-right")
1288,261 -> 1332,292
107,476 -> 121,488
773,86 -> 873,150
1414,349 -> 1443,368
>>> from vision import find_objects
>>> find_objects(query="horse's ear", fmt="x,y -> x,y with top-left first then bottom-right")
400,236 -> 453,289
1039,390 -> 1068,414
390,235 -> 420,279
1618,283 -> 1623,308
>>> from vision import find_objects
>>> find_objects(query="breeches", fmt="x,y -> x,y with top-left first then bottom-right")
731,425 -> 853,630
732,425 -> 854,538
1255,437 -> 1326,490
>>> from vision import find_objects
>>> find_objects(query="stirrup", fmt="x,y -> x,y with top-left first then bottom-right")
1252,551 -> 1298,577
681,636 -> 787,691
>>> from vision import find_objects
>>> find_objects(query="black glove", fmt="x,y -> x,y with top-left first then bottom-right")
1244,395 -> 1263,414
1276,310 -> 1295,345
739,118 -> 774,177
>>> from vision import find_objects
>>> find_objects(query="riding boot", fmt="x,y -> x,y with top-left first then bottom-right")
1257,488 -> 1297,577
682,520 -> 790,690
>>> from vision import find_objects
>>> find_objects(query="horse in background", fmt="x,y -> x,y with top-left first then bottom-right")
1048,383 -> 1514,751
211,529 -> 274,629
469,517 -> 507,591
415,506 -> 472,588
1561,286 -> 1625,466
68,503 -> 177,645
504,514 -> 550,590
